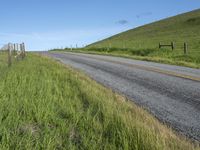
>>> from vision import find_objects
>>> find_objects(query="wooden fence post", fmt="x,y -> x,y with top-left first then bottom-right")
159,42 -> 161,49
22,43 -> 26,58
8,43 -> 12,67
184,42 -> 188,54
20,43 -> 23,58
17,43 -> 19,52
171,42 -> 175,50
13,43 -> 16,54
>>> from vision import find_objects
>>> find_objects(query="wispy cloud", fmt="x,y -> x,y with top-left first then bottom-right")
116,20 -> 129,25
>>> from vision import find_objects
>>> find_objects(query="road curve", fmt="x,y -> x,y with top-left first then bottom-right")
42,51 -> 200,141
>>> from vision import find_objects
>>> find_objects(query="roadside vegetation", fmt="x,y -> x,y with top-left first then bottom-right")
0,53 -> 199,149
51,47 -> 200,68
0,51 -> 12,79
52,9 -> 200,68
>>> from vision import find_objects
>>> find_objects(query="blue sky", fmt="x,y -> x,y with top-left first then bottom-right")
0,0 -> 200,50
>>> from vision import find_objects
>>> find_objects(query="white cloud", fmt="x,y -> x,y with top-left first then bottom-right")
0,27 -> 129,51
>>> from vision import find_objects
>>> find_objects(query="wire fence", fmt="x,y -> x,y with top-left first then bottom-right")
158,41 -> 200,58
0,43 -> 26,67
93,41 -> 200,56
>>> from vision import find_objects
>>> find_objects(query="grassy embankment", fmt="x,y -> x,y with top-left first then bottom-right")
0,52 -> 199,149
54,9 -> 200,68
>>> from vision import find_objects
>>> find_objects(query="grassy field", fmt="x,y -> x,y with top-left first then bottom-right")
69,9 -> 200,68
0,51 -> 12,79
0,53 -> 199,149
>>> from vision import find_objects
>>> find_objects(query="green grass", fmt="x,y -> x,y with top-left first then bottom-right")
51,48 -> 200,68
80,9 -> 200,68
0,51 -> 11,79
0,51 -> 8,68
0,53 -> 199,149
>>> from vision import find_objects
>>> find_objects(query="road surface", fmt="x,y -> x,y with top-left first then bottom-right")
43,51 -> 200,141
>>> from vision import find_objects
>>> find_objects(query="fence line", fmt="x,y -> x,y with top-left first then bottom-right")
159,42 -> 175,50
0,42 -> 26,67
158,42 -> 197,55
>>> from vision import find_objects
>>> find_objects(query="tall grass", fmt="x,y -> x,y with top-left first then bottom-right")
0,53 -> 199,149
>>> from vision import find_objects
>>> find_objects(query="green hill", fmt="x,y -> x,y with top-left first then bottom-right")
89,9 -> 200,50
84,9 -> 200,67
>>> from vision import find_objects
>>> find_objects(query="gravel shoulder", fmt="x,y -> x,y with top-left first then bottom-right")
42,51 -> 200,141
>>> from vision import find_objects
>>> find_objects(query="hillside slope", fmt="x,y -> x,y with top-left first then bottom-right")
74,9 -> 199,67
89,9 -> 200,51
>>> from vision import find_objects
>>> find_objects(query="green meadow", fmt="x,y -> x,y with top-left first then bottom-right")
0,53 -> 199,149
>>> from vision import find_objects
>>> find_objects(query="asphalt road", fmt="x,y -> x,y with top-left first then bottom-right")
43,51 -> 200,141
